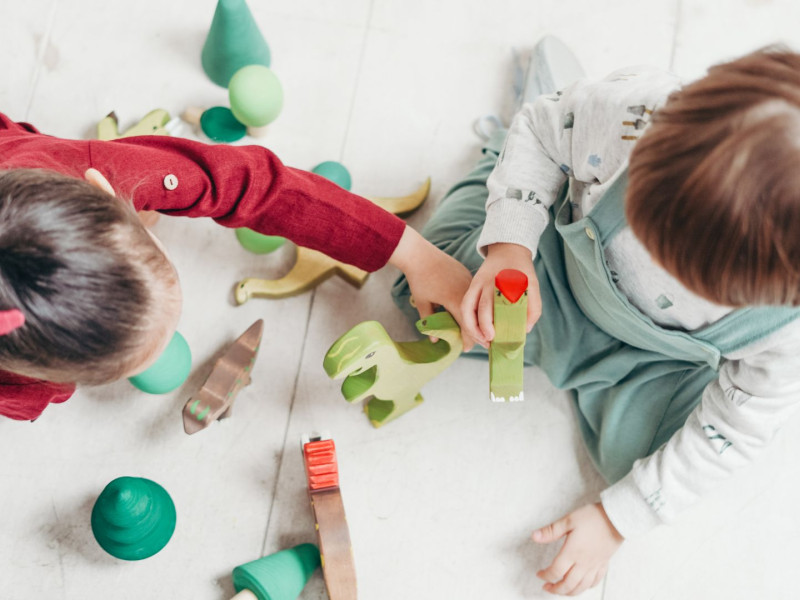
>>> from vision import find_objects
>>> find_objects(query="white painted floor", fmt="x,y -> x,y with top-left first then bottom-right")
2,0 -> 800,598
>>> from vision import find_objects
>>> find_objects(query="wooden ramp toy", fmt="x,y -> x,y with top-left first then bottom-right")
323,311 -> 463,427
183,319 -> 264,434
302,434 -> 357,600
489,270 -> 527,403
233,179 -> 430,302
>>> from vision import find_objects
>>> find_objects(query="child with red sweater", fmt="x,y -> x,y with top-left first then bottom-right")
0,113 -> 474,420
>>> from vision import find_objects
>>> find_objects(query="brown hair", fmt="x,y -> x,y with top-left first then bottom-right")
627,47 -> 800,306
0,169 -> 180,384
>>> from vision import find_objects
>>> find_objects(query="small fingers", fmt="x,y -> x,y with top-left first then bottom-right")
477,286 -> 495,341
543,564 -> 584,596
532,516 -> 572,544
567,568 -> 601,596
536,549 -> 573,585
460,285 -> 487,348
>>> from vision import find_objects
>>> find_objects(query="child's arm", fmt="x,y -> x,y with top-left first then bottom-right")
462,68 -> 682,344
600,317 -> 800,539
88,136 -> 406,273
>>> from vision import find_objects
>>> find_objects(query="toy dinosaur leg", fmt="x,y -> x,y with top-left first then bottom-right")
364,393 -> 424,428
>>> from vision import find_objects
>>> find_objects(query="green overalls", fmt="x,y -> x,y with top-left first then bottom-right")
392,129 -> 800,483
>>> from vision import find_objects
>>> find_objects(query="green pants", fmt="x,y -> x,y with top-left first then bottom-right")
392,130 -> 799,483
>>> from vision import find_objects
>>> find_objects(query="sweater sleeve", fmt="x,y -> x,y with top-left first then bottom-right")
477,66 -> 681,257
600,317 -> 800,538
87,136 -> 406,272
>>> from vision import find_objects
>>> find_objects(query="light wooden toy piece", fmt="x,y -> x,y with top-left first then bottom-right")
362,177 -> 430,217
235,247 -> 368,303
323,311 -> 463,427
234,179 -> 431,302
183,319 -> 263,434
96,109 -> 171,140
489,269 -> 528,402
302,434 -> 358,600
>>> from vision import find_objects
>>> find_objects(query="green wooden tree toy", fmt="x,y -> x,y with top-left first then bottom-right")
91,476 -> 176,561
323,311 -> 463,427
202,0 -> 271,88
231,543 -> 321,600
489,269 -> 528,402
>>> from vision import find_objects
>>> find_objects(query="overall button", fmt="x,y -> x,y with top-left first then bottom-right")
584,227 -> 595,240
163,174 -> 179,190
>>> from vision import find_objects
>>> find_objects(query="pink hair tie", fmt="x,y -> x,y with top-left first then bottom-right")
0,309 -> 25,335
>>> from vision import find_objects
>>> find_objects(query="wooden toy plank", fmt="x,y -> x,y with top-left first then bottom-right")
310,489 -> 358,600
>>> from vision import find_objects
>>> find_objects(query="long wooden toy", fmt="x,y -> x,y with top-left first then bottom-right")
302,434 -> 357,600
233,179 -> 430,302
323,311 -> 462,427
96,109 -> 171,140
183,319 -> 264,434
489,269 -> 528,402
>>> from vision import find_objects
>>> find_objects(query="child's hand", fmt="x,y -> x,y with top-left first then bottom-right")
532,503 -> 623,595
460,242 -> 540,347
389,226 -> 479,350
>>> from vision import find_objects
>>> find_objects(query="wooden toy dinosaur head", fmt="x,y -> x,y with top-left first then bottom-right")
323,321 -> 388,397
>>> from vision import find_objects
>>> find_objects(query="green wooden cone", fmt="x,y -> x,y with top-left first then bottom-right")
232,543 -> 321,600
91,477 -> 176,561
201,0 -> 271,88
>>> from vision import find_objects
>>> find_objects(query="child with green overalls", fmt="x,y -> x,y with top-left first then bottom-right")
393,39 -> 800,595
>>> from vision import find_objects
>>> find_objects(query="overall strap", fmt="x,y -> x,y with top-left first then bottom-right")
587,167 -> 629,244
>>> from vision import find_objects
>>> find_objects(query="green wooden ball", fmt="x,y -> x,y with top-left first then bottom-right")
235,227 -> 286,254
200,106 -> 247,143
128,331 -> 192,394
229,65 -> 284,127
311,161 -> 352,190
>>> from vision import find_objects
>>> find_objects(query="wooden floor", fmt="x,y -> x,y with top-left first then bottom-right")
2,0 -> 800,598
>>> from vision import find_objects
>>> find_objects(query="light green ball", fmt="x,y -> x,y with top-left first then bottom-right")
311,161 -> 352,191
235,227 -> 286,254
128,331 -> 192,394
229,65 -> 284,127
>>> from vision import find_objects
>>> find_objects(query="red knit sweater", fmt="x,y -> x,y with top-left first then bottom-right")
0,113 -> 406,420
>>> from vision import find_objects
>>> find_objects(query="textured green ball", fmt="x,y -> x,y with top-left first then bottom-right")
311,161 -> 352,190
200,106 -> 247,143
229,65 -> 284,127
128,331 -> 192,394
235,228 -> 286,254
91,476 -> 176,561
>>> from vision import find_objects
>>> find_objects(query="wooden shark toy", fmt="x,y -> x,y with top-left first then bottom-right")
234,179 -> 431,302
182,319 -> 263,434
302,434 -> 358,600
489,269 -> 528,403
323,311 -> 462,427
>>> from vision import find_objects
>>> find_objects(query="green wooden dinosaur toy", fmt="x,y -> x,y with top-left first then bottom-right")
96,109 -> 171,141
323,311 -> 463,427
489,269 -> 528,402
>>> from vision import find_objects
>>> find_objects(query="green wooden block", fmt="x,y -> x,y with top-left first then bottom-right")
489,269 -> 527,402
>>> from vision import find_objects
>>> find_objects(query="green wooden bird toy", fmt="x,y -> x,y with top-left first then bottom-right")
96,109 -> 171,140
489,269 -> 528,402
323,311 -> 462,427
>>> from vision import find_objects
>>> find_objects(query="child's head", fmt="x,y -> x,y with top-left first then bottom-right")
0,169 -> 182,385
627,47 -> 800,307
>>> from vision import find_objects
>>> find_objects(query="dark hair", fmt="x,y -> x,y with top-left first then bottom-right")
627,47 -> 800,306
0,169 -> 177,384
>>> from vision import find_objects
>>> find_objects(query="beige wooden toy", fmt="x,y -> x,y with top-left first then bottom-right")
234,179 -> 430,302
302,434 -> 357,600
183,319 -> 263,434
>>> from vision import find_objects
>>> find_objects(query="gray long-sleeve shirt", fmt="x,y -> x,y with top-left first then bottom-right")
477,65 -> 800,538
